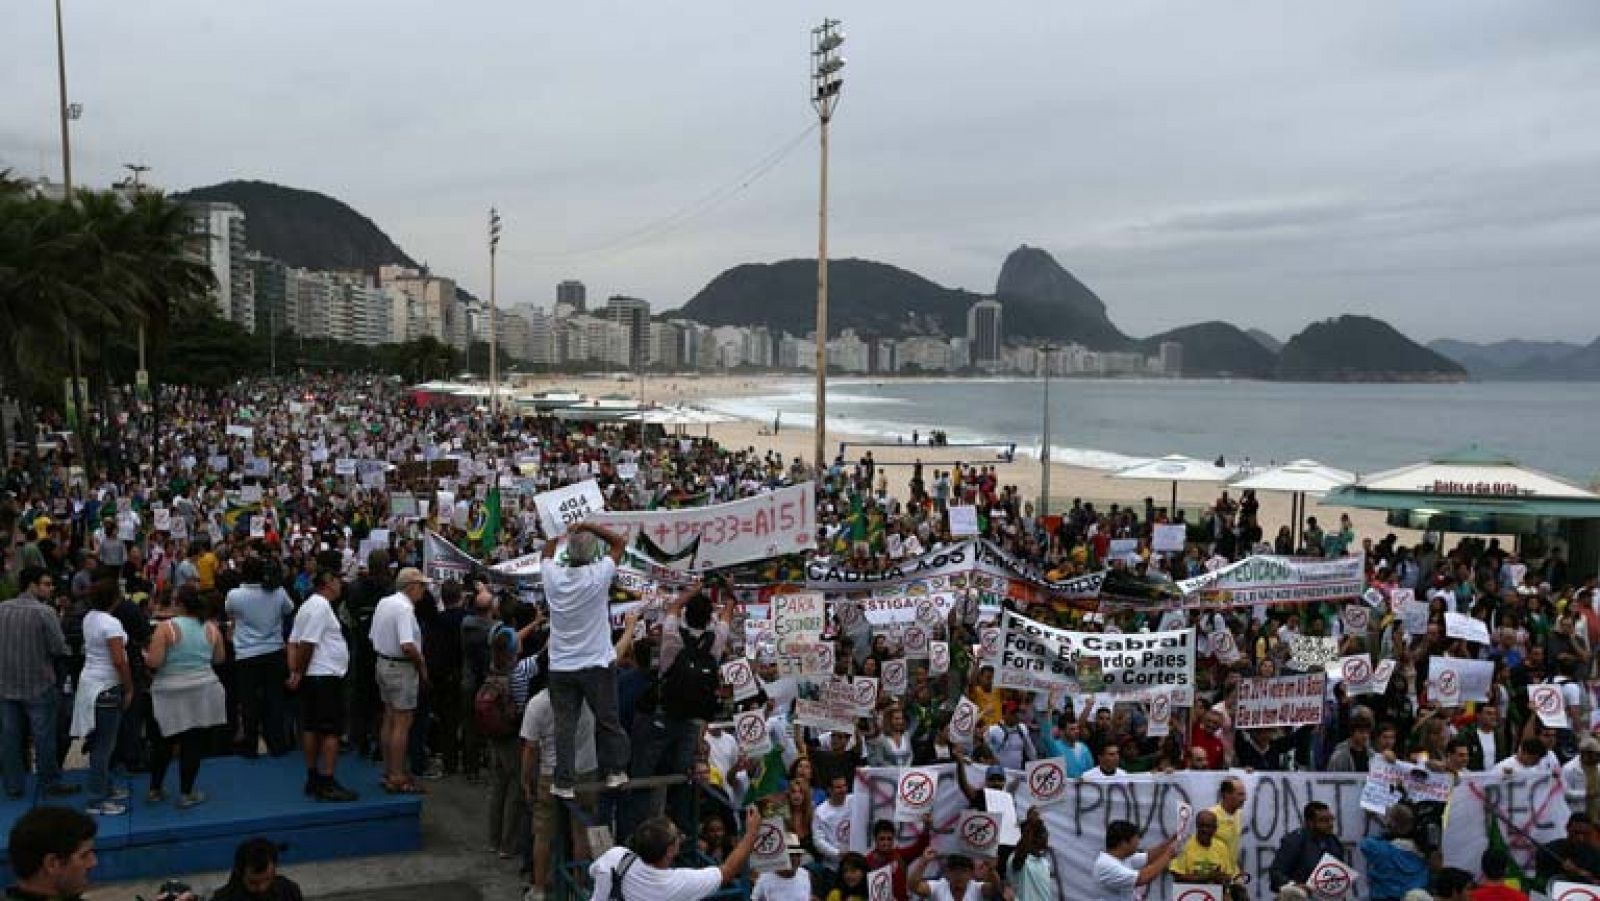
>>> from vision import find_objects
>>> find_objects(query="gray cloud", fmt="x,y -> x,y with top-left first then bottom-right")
4,0 -> 1600,343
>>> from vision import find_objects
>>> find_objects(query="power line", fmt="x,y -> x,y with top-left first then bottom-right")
503,121 -> 818,262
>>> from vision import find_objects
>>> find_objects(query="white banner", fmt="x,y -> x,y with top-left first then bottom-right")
588,482 -> 815,569
1441,771 -> 1569,880
1444,611 -> 1491,645
1153,523 -> 1187,553
994,610 -> 1194,703
846,766 -> 1375,901
1177,553 -> 1365,605
948,505 -> 979,537
1235,674 -> 1326,729
1428,657 -> 1495,704
534,479 -> 606,538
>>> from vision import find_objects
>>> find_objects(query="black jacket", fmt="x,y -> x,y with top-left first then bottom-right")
1269,827 -> 1346,891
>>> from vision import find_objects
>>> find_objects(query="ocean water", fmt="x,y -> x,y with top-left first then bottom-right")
702,378 -> 1600,483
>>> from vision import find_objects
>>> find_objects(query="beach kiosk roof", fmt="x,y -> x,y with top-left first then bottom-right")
1233,459 -> 1356,496
1324,446 -> 1600,576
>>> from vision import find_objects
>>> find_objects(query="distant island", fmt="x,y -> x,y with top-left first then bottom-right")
176,178 -> 1600,383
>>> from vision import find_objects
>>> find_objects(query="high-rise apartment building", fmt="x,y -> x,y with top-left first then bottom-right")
602,296 -> 651,368
557,280 -> 587,312
184,201 -> 255,331
965,299 -> 1004,368
380,266 -> 461,349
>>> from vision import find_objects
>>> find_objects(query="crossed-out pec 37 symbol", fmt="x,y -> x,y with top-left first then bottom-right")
952,705 -> 974,734
1342,658 -> 1371,684
1536,687 -> 1563,715
961,815 -> 998,848
1311,863 -> 1351,896
755,823 -> 784,855
727,662 -> 751,688
1176,891 -> 1218,901
737,715 -> 765,745
854,680 -> 876,706
1555,886 -> 1600,901
1438,670 -> 1460,695
916,599 -> 937,623
884,661 -> 905,682
899,772 -> 934,807
1152,695 -> 1171,721
1028,762 -> 1062,798
869,870 -> 892,901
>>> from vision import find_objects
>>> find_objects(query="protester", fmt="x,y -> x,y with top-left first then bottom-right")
144,583 -> 227,807
0,567 -> 78,799
1092,820 -> 1180,901
69,574 -> 133,816
287,568 -> 357,802
1469,848 -> 1527,900
587,809 -> 763,901
1268,802 -> 1346,893
225,557 -> 294,758
370,567 -> 431,794
211,838 -> 305,901
5,805 -> 98,900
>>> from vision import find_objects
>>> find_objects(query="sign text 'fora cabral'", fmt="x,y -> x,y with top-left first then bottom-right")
993,609 -> 1194,704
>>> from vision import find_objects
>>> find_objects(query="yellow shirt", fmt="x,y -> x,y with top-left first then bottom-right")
968,685 -> 1002,728
1171,835 -> 1238,882
1207,803 -> 1242,865
196,552 -> 220,590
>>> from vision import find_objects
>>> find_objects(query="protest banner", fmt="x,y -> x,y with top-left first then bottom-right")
1362,758 -> 1453,815
1442,770 -> 1570,881
1445,611 -> 1491,645
734,710 -> 772,759
588,482 -> 814,569
795,699 -> 855,734
806,540 -> 1105,603
881,658 -> 908,696
895,768 -> 938,822
846,592 -> 958,627
902,625 -> 931,659
722,659 -> 759,702
1428,657 -> 1495,704
948,505 -> 979,537
1530,684 -> 1567,729
1288,636 -> 1339,672
1338,655 -> 1375,695
1307,854 -> 1358,898
1178,553 -> 1365,605
846,766 -> 1376,901
1235,674 -> 1326,729
1399,599 -> 1430,635
993,610 -> 1194,703
1340,605 -> 1370,635
750,817 -> 791,872
929,641 -> 950,676
948,696 -> 980,745
533,479 -> 605,538
1153,523 -> 1187,553
774,593 -> 826,646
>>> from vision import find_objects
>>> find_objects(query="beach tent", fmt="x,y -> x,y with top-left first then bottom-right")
1111,454 -> 1238,515
1232,459 -> 1356,548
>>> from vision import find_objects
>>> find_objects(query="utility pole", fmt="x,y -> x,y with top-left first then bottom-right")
488,208 -> 501,417
810,19 -> 845,476
1038,345 -> 1057,516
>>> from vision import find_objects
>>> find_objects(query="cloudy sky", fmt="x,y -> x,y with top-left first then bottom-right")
6,1 -> 1600,343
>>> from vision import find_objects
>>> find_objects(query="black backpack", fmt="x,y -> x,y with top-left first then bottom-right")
658,627 -> 720,721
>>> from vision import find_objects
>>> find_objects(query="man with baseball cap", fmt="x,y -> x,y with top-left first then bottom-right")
369,566 -> 431,793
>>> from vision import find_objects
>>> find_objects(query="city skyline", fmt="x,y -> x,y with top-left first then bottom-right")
6,2 -> 1600,343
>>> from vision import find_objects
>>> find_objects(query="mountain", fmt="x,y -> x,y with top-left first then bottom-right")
1429,338 -> 1589,380
1275,315 -> 1467,382
993,245 -> 1133,349
678,258 -> 985,338
176,180 -> 419,273
1245,328 -> 1283,354
1506,338 -> 1600,380
1140,322 -> 1278,379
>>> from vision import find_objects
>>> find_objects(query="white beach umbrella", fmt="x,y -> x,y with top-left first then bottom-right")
1112,453 -> 1239,513
1232,459 -> 1356,547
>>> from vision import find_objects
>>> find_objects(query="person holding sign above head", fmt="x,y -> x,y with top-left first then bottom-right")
908,849 -> 1001,901
1090,819 -> 1180,901
540,521 -> 630,799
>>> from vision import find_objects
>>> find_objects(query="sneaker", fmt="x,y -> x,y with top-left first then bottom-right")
43,783 -> 82,797
177,791 -> 207,809
108,786 -> 130,802
604,772 -> 629,790
146,789 -> 166,803
316,782 -> 359,803
550,784 -> 575,800
88,800 -> 127,816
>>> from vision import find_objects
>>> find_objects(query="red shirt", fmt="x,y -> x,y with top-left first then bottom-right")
1470,885 -> 1529,901
1190,720 -> 1226,769
865,828 -> 930,901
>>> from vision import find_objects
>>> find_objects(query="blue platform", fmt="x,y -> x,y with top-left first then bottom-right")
0,755 -> 422,884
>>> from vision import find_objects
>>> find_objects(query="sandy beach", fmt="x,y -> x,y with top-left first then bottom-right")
510,372 -> 1408,543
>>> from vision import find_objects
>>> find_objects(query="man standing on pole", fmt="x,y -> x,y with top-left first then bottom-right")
540,522 -> 630,798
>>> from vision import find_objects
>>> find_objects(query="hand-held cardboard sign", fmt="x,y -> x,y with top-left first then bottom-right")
957,810 -> 1001,859
750,817 -> 791,872
1531,684 -> 1568,729
722,659 -> 759,701
1026,757 -> 1067,805
894,767 -> 938,822
1307,853 -> 1358,899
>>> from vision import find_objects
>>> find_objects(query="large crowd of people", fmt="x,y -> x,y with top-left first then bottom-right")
2,374 -> 1597,901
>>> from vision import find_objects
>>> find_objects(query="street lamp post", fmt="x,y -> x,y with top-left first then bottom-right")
488,207 -> 502,418
1039,345 -> 1057,516
810,19 -> 845,476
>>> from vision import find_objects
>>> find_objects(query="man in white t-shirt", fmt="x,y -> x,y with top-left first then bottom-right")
908,849 -> 1000,900
369,567 -> 431,791
588,809 -> 762,901
521,688 -> 597,900
288,568 -> 357,802
752,840 -> 814,901
1090,819 -> 1179,901
811,775 -> 853,866
540,522 -> 629,799
1081,744 -> 1129,782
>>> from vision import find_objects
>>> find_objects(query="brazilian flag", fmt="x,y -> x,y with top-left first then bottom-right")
742,745 -> 789,806
468,488 -> 501,554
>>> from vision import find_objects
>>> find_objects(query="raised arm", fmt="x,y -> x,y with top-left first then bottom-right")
576,522 -> 627,564
1137,834 -> 1181,886
721,806 -> 766,884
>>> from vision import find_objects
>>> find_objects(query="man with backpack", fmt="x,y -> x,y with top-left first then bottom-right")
622,581 -> 734,841
539,522 -> 630,800
588,809 -> 764,901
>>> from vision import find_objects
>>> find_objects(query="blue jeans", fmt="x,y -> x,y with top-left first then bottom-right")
1,688 -> 64,795
87,686 -> 124,801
